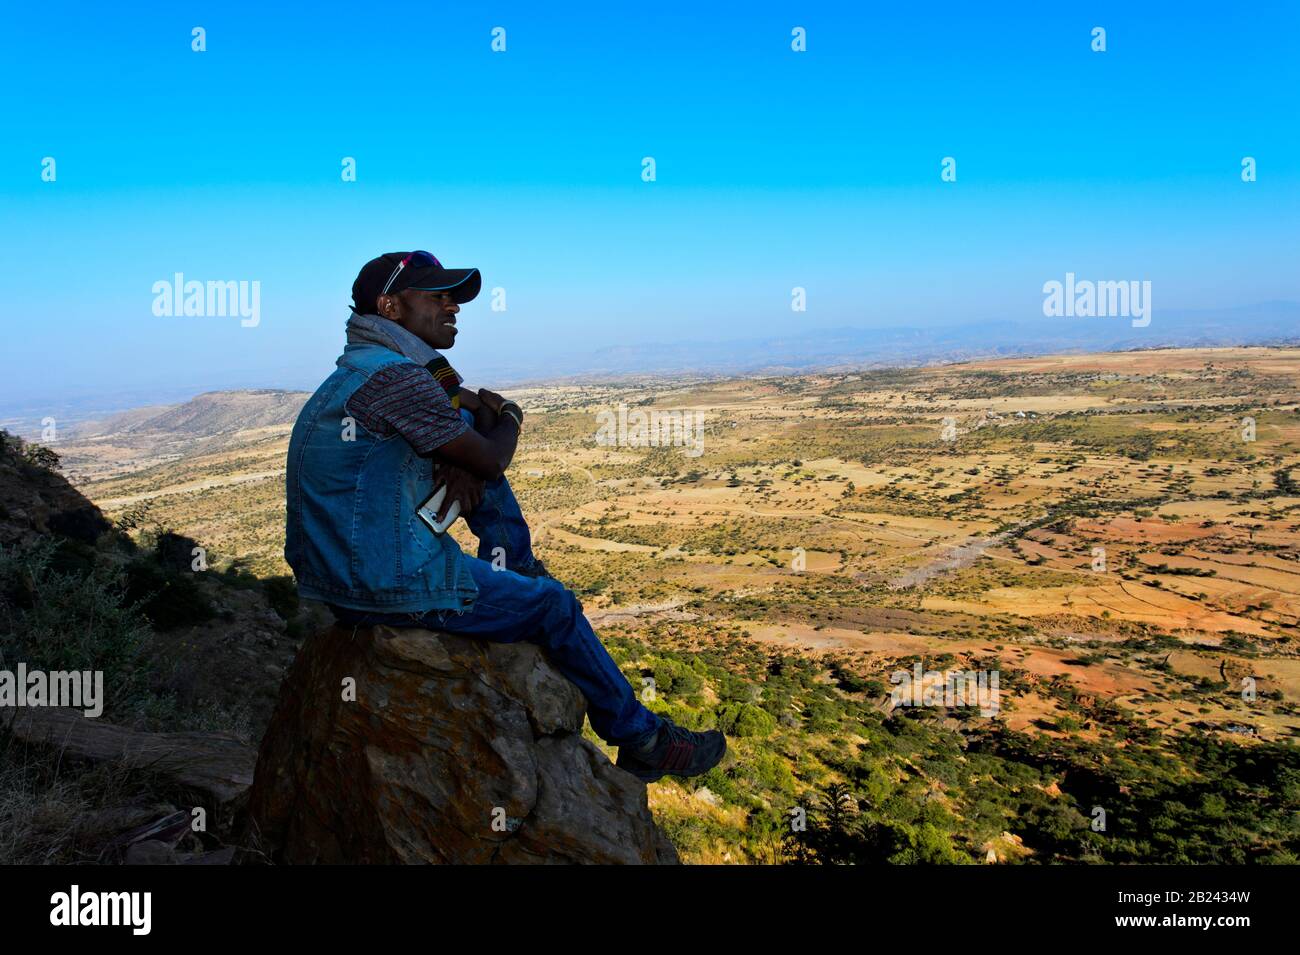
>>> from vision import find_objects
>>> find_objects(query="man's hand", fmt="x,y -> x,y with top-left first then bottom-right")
457,388 -> 498,433
477,388 -> 510,414
434,462 -> 485,521
433,388 -> 522,482
473,402 -> 499,434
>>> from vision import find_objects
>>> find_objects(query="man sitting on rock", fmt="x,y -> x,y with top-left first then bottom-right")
284,250 -> 726,783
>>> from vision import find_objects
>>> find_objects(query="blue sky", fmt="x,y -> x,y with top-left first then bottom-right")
1,0 -> 1297,407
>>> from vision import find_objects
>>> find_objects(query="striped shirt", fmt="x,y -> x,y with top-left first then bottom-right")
344,362 -> 469,455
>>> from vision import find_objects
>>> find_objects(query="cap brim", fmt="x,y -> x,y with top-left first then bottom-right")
402,267 -> 481,304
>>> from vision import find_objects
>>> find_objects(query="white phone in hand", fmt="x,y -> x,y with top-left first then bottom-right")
417,486 -> 462,534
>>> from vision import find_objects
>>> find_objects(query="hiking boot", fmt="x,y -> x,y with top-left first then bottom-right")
616,717 -> 727,783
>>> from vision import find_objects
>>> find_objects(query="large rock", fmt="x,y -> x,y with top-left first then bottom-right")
247,624 -> 678,864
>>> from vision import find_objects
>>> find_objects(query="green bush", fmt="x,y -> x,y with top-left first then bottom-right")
262,576 -> 299,621
717,702 -> 777,738
122,559 -> 214,631
0,540 -> 153,719
649,657 -> 703,697
881,821 -> 969,864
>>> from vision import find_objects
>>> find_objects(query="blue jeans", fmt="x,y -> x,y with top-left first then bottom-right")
331,472 -> 661,747
455,405 -> 542,575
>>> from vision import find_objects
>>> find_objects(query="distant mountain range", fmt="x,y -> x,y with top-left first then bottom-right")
5,302 -> 1297,438
69,389 -> 308,440
492,301 -> 1300,384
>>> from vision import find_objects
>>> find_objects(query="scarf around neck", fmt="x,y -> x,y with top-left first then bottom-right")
345,309 -> 463,406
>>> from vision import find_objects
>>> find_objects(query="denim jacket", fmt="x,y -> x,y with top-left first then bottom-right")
284,343 -> 479,612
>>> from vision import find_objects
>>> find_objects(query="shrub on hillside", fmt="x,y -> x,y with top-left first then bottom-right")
0,539 -> 152,719
717,702 -> 777,738
262,576 -> 299,621
123,559 -> 214,632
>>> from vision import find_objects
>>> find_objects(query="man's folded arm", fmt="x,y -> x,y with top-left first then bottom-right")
436,422 -> 518,481
344,362 -> 518,481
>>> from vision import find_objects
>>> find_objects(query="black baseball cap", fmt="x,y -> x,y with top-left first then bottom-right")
351,251 -> 482,312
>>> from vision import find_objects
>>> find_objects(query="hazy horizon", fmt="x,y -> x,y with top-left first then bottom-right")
6,303 -> 1299,438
